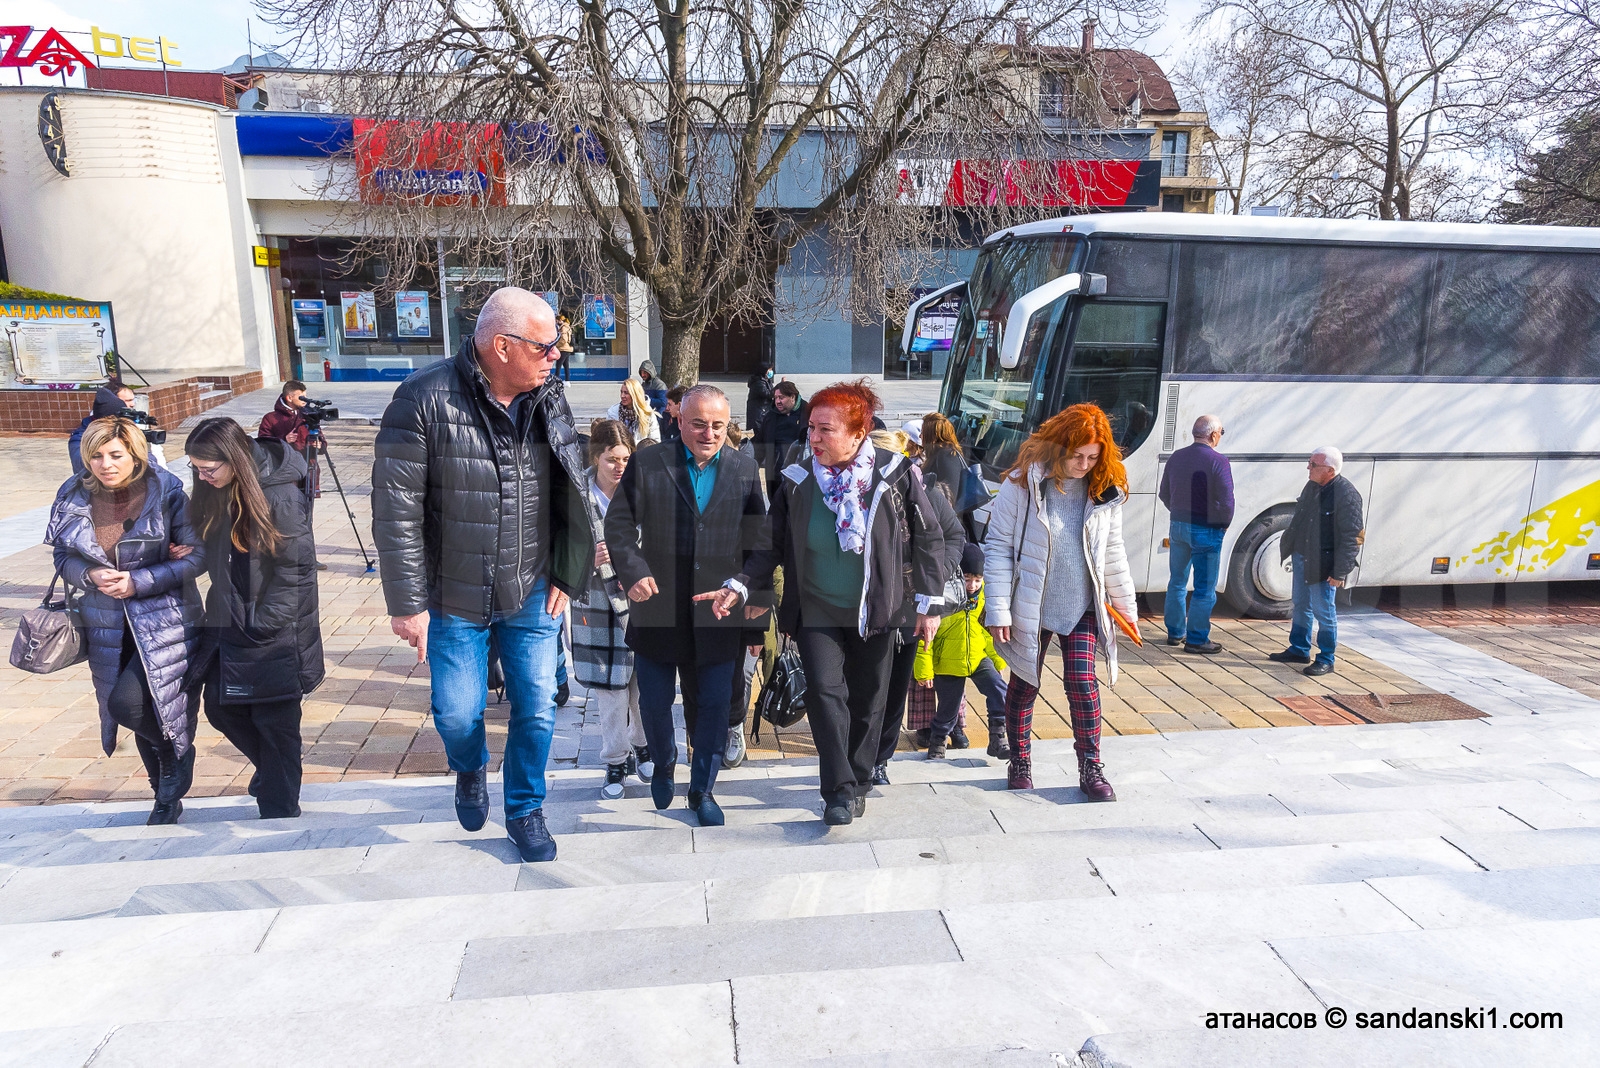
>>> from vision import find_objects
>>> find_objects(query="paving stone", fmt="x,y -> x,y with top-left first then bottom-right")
453,910 -> 959,1000
1367,864 -> 1600,929
1442,827 -> 1600,871
1091,837 -> 1480,895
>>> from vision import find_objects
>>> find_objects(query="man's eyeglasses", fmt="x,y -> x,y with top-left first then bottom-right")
500,332 -> 561,359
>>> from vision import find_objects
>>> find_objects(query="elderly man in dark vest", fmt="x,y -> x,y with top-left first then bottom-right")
603,384 -> 770,827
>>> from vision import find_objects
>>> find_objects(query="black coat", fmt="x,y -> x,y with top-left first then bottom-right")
746,371 -> 775,432
190,440 -> 325,704
1282,474 -> 1364,583
922,445 -> 966,511
372,338 -> 593,623
755,400 -> 807,479
48,467 -> 205,755
604,442 -> 772,666
738,448 -> 946,637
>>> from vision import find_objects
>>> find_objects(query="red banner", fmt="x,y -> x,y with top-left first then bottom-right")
898,158 -> 1151,208
353,119 -> 507,207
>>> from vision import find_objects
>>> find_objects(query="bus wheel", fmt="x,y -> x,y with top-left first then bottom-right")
1225,512 -> 1295,619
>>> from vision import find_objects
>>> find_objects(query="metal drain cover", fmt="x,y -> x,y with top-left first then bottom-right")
1327,693 -> 1488,724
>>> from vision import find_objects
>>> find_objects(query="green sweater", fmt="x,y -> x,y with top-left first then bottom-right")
804,480 -> 865,612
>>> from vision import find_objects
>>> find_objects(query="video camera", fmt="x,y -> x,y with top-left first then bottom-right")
116,407 -> 167,446
299,397 -> 339,425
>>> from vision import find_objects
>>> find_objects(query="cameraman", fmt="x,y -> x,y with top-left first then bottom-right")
68,380 -> 137,476
258,380 -> 325,568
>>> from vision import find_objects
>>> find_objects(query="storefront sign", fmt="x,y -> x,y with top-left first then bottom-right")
2,301 -> 114,386
908,288 -> 961,353
341,292 -> 377,339
353,119 -> 507,207
896,157 -> 1158,209
252,245 -> 281,268
395,292 -> 431,338
292,299 -> 327,347
0,26 -> 95,77
89,27 -> 181,66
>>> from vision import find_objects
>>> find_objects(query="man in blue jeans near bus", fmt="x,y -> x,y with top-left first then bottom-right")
1270,446 -> 1365,677
1159,414 -> 1234,654
372,287 -> 593,863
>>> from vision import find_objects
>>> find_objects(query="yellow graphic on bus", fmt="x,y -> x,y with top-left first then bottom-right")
1459,478 -> 1600,575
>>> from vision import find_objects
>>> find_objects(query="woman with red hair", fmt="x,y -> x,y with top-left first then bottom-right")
701,380 -> 945,826
982,403 -> 1140,797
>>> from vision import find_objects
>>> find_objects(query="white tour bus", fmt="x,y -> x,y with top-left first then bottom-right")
904,213 -> 1600,617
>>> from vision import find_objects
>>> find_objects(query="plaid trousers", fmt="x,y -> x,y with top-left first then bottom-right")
1003,612 -> 1101,763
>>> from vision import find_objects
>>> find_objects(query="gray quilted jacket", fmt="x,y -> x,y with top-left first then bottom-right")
47,468 -> 205,756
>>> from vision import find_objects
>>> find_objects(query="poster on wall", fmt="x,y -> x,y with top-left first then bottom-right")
538,291 -> 559,315
292,300 -> 328,347
341,291 -> 377,339
395,292 -> 431,338
582,293 -> 616,339
1,301 -> 114,386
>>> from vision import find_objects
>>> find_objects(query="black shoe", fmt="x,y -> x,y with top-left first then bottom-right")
506,810 -> 557,862
247,769 -> 260,798
261,805 -> 301,820
651,763 -> 676,810
634,745 -> 654,781
1268,650 -> 1313,665
601,763 -> 627,801
156,746 -> 195,806
851,794 -> 866,819
147,798 -> 182,826
455,767 -> 490,832
986,720 -> 1010,760
927,734 -> 947,759
1183,641 -> 1224,655
555,681 -> 570,707
823,800 -> 853,826
871,763 -> 890,786
949,726 -> 970,750
1165,635 -> 1183,646
691,792 -> 724,827
914,728 -> 931,748
1304,661 -> 1335,677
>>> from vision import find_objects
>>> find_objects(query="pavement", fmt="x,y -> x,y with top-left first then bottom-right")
3,383 -> 1599,1062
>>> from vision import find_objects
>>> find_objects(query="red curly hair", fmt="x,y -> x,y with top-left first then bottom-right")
806,378 -> 881,436
1008,403 -> 1127,500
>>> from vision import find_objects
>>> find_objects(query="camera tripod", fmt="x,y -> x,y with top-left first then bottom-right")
305,419 -> 375,573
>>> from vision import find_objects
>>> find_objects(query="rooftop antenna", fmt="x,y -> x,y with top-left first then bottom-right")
246,19 -> 253,68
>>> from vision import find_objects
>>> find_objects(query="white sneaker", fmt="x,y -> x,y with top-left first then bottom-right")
724,724 -> 747,768
601,764 -> 626,800
633,745 -> 654,782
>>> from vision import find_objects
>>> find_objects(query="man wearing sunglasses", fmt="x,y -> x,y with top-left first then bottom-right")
372,286 -> 593,863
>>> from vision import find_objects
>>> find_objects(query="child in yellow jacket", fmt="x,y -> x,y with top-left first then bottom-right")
917,544 -> 1010,761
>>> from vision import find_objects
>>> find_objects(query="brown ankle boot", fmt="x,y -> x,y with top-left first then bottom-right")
1006,756 -> 1032,790
1079,758 -> 1116,802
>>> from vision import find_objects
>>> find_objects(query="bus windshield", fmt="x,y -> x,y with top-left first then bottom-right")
942,234 -> 1084,475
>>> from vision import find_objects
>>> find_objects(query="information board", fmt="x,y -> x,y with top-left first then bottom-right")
1,301 -> 114,386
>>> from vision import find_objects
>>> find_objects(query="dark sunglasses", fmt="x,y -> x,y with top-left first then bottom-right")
500,332 -> 561,359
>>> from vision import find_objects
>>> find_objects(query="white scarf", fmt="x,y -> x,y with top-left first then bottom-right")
813,444 -> 875,554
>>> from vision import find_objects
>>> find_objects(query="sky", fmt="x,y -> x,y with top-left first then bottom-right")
3,1 -> 1211,85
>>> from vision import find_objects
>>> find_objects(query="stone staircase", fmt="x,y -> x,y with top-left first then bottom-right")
2,712 -> 1597,1065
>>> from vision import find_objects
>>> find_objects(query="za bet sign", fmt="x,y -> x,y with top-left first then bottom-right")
0,24 -> 180,78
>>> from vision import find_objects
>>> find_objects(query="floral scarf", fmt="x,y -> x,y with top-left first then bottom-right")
813,444 -> 875,554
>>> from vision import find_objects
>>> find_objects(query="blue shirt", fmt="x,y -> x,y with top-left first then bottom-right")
683,443 -> 720,513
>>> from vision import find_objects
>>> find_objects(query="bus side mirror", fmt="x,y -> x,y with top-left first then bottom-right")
901,281 -> 967,358
997,272 -> 1105,369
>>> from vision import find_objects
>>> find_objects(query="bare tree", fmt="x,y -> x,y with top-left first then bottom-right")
263,0 -> 1161,384
1497,110 -> 1600,224
1196,0 -> 1527,221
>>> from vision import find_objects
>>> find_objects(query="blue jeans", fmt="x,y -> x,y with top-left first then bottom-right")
1287,554 -> 1338,664
428,581 -> 561,820
1165,520 -> 1226,645
634,654 -> 736,797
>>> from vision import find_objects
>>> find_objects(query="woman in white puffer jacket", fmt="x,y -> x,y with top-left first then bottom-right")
983,403 -> 1140,796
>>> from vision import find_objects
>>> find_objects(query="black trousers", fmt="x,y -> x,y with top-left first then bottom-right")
795,624 -> 894,805
875,629 -> 917,765
202,664 -> 304,818
109,629 -> 190,795
932,659 -> 1008,738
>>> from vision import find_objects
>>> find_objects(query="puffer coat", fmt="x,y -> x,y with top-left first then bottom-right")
190,440 -> 325,704
982,463 -> 1139,688
914,584 -> 1008,682
372,338 -> 593,623
47,467 -> 205,756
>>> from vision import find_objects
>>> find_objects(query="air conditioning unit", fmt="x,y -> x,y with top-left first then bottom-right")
1187,188 -> 1206,203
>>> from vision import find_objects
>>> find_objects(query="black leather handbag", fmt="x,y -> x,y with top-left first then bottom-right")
750,636 -> 808,741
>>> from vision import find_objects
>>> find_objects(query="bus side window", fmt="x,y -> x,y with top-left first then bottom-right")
1063,301 -> 1166,454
